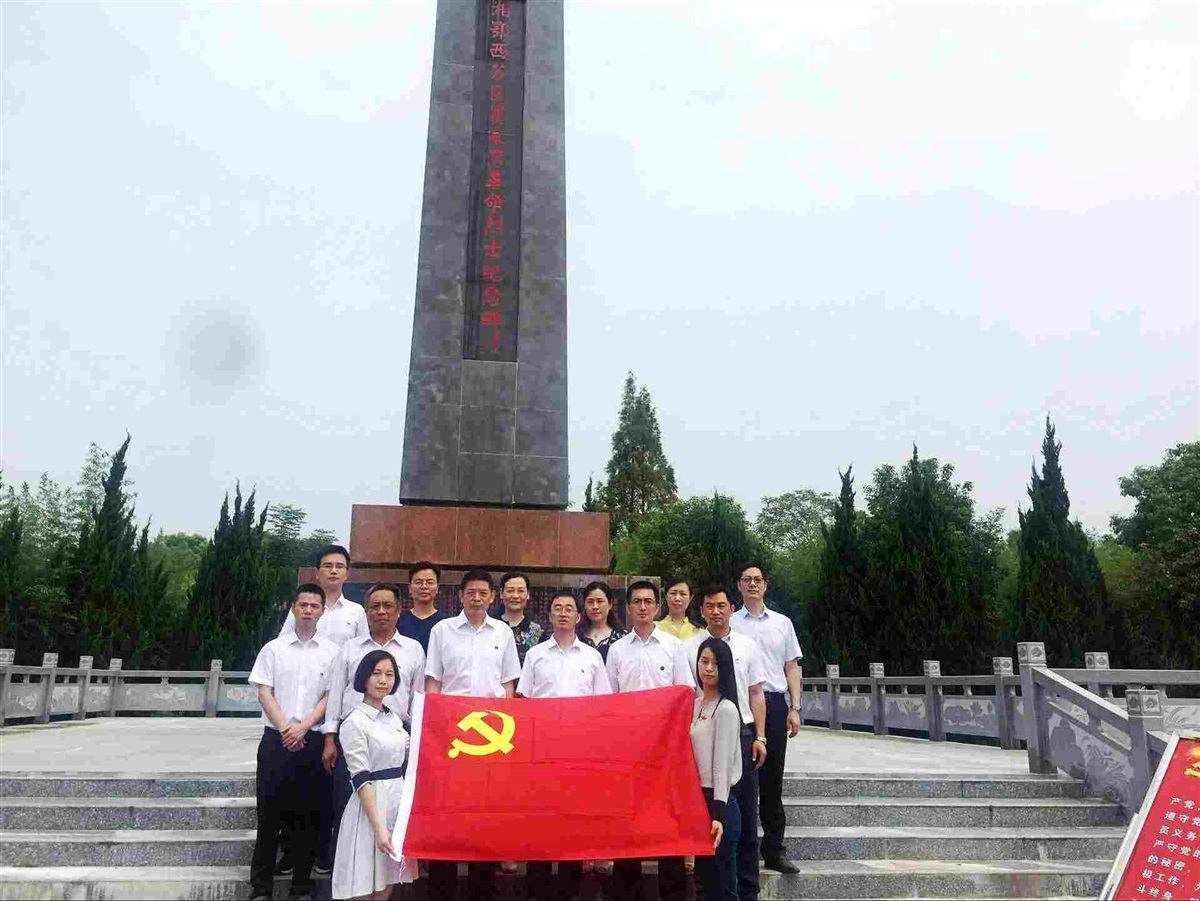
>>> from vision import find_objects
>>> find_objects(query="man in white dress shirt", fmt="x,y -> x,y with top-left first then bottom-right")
248,584 -> 340,901
518,592 -> 610,901
424,569 -> 521,901
280,544 -> 368,647
684,586 -> 768,901
321,583 -> 425,858
277,544 -> 367,873
605,580 -> 694,901
731,562 -> 804,874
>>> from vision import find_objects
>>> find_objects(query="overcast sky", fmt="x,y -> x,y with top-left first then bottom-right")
2,0 -> 1197,545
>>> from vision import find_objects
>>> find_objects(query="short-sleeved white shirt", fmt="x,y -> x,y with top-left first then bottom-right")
322,631 -> 426,732
517,636 -> 611,698
605,628 -> 695,693
249,633 -> 340,729
280,595 -> 368,647
731,604 -> 803,693
425,613 -> 521,698
684,629 -> 766,726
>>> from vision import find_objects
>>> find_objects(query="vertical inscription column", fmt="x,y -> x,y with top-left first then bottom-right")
463,0 -> 525,361
401,0 -> 566,508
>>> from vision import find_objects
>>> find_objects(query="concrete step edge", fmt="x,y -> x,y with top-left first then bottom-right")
781,797 -> 1118,808
0,797 -> 254,808
764,859 -> 1115,874
0,829 -> 255,843
779,826 -> 1127,838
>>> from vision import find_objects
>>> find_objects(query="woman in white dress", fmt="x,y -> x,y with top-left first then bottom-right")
332,649 -> 414,900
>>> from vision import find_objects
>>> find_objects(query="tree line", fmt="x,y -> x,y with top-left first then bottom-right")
0,437 -> 337,669
587,374 -> 1198,674
1,376 -> 1195,674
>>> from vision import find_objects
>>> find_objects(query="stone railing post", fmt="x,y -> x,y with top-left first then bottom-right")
205,659 -> 223,717
993,657 -> 1015,749
869,662 -> 887,735
923,660 -> 945,741
74,656 -> 93,720
0,648 -> 13,726
1018,641 -> 1056,774
1084,651 -> 1111,698
106,659 -> 123,717
826,665 -> 841,730
1127,689 -> 1165,809
37,652 -> 59,724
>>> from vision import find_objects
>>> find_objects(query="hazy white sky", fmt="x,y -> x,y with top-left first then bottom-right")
2,0 -> 1197,543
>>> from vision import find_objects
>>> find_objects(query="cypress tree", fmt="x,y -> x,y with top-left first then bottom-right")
1016,417 -> 1112,664
67,436 -> 169,667
184,485 -> 278,669
598,374 -> 678,538
810,467 -> 869,669
0,485 -> 23,656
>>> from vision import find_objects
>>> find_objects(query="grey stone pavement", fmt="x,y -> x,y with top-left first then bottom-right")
0,718 -> 1031,776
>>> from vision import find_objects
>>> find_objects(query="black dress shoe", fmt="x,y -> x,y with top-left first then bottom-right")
763,856 -> 799,874
275,852 -> 294,875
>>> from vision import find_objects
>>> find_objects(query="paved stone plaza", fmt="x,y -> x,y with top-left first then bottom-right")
0,717 -> 1034,776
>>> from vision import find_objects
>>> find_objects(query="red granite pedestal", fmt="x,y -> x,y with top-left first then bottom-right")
299,505 -> 633,621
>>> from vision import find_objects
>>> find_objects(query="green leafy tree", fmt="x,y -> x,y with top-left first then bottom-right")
630,492 -> 770,590
148,532 -> 209,612
809,468 -> 870,669
67,436 -> 170,667
597,374 -> 678,539
1015,417 -> 1115,665
182,485 -> 280,670
860,448 -> 1002,674
1110,441 -> 1199,667
582,476 -> 600,513
755,489 -> 835,553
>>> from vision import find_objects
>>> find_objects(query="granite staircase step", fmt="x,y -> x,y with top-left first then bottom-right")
0,829 -> 255,867
762,859 -> 1112,900
779,824 -> 1125,861
783,773 -> 1087,798
0,797 -> 256,831
0,774 -> 256,798
783,795 -> 1125,828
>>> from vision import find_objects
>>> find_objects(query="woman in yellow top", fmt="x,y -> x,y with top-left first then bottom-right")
655,576 -> 703,640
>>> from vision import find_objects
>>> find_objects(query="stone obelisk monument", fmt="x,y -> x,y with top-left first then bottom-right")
339,0 -> 613,588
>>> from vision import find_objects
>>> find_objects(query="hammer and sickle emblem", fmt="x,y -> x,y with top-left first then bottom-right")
448,709 -> 516,759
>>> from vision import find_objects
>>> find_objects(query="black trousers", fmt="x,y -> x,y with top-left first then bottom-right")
425,860 -> 496,900
731,728 -> 760,901
250,727 -> 327,896
759,693 -> 789,862
329,733 -> 352,857
525,861 -> 583,901
612,856 -> 686,901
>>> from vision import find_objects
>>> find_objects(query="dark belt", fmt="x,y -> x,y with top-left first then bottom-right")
765,690 -> 786,696
350,764 -> 407,790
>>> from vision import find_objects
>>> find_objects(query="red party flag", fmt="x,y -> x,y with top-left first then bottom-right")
392,685 -> 714,861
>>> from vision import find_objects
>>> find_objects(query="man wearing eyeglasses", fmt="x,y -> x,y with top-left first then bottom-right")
397,561 -> 445,653
280,544 -> 368,647
424,569 -> 521,900
730,562 -> 804,876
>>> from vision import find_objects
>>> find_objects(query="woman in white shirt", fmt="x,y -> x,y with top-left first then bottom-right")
691,637 -> 743,901
332,650 -> 414,900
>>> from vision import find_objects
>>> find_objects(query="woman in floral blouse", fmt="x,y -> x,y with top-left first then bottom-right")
496,571 -> 544,666
577,581 -> 628,663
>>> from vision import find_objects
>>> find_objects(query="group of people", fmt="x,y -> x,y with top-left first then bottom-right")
247,544 -> 804,901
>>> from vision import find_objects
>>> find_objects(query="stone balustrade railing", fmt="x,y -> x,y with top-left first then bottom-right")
0,652 -> 259,724
2,642 -> 1196,814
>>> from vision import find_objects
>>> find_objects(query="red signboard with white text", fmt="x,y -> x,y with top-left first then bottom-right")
1103,734 -> 1200,901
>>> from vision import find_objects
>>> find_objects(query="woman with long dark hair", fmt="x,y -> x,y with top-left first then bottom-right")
577,581 -> 627,663
691,637 -> 743,901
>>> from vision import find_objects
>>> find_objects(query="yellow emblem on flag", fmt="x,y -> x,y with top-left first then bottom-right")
448,709 -> 516,758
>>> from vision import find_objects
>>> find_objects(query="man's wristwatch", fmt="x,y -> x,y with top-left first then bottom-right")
754,736 -> 767,745
789,703 -> 802,712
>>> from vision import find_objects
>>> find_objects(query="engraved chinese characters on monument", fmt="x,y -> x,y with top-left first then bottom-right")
464,0 -> 525,361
